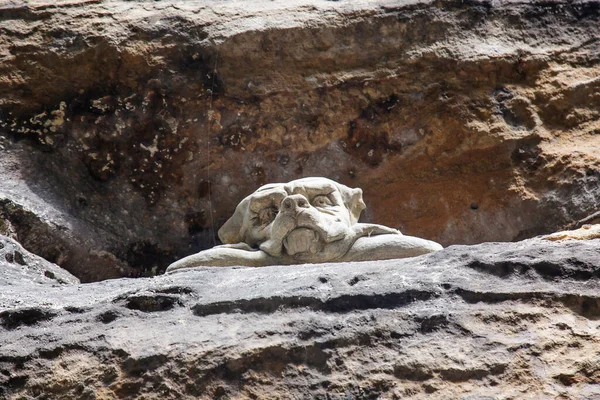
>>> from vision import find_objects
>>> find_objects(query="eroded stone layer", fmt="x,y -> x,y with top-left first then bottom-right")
1,238 -> 599,399
0,0 -> 599,279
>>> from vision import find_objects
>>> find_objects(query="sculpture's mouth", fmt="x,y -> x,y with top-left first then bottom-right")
258,213 -> 350,258
282,228 -> 324,256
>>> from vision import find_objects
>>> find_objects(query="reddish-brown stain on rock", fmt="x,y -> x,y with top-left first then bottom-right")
0,0 -> 599,280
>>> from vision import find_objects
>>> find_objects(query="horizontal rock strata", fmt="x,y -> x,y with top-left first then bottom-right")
1,0 -> 599,279
1,237 -> 599,399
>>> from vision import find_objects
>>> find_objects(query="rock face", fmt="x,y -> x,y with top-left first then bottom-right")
0,234 -> 79,287
1,238 -> 599,399
1,2 -> 598,398
0,0 -> 599,280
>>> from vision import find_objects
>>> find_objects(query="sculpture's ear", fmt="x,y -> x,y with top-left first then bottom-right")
339,185 -> 366,224
347,188 -> 366,224
217,198 -> 250,244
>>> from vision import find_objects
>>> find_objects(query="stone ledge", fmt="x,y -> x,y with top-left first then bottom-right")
1,237 -> 599,398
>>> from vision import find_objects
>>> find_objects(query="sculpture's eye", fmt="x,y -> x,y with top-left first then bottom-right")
258,206 -> 278,226
312,195 -> 333,207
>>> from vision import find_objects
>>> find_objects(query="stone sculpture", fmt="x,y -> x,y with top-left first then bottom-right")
166,177 -> 442,272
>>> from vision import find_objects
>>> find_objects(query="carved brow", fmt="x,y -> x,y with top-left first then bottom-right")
311,188 -> 337,198
249,194 -> 284,213
319,190 -> 335,197
293,185 -> 337,197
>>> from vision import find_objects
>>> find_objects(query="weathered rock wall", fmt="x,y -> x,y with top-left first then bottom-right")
0,234 -> 79,286
1,237 -> 599,399
1,0 -> 599,279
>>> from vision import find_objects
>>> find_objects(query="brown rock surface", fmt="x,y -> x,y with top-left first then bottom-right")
1,0 -> 599,279
1,238 -> 599,399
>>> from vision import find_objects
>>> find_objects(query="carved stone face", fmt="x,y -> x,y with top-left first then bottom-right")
218,177 -> 366,262
166,177 -> 442,271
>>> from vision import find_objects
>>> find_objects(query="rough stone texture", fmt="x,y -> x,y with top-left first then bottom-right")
544,224 -> 600,241
0,234 -> 79,287
1,238 -> 599,399
1,0 -> 600,281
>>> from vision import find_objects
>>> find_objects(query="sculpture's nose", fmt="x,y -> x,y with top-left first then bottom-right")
281,194 -> 310,213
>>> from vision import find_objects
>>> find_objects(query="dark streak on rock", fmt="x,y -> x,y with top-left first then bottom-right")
192,290 -> 437,317
0,308 -> 56,330
126,294 -> 181,312
454,288 -> 600,320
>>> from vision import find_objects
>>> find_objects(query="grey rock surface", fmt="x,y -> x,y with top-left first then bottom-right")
1,238 -> 599,399
0,234 -> 79,287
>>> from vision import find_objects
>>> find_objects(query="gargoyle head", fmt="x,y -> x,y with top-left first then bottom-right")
166,177 -> 442,272
218,177 -> 366,261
